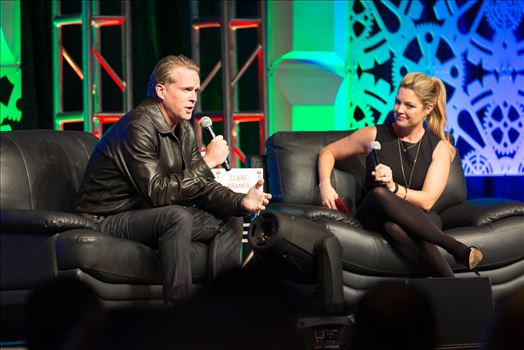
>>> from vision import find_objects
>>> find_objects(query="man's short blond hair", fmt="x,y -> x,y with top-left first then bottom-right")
147,55 -> 200,98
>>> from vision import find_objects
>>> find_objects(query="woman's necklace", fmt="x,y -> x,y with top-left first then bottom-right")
400,140 -> 419,152
398,137 -> 422,190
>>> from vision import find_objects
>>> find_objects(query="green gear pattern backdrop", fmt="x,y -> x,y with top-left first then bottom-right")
0,0 -> 22,132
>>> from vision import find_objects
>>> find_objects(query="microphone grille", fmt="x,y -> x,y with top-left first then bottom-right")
369,141 -> 382,151
199,116 -> 212,128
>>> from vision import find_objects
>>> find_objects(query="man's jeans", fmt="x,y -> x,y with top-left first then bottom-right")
95,205 -> 243,303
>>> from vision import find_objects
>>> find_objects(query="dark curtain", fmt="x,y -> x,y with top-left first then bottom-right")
130,1 -> 192,105
20,0 -> 53,130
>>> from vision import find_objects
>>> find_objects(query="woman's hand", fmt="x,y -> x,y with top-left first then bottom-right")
319,179 -> 339,209
317,126 -> 377,210
372,164 -> 396,192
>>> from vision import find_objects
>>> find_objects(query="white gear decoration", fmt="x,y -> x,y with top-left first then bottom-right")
482,102 -> 524,155
462,150 -> 493,175
485,0 -> 523,31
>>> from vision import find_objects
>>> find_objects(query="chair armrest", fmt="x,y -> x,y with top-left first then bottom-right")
266,203 -> 362,228
0,209 -> 97,234
246,154 -> 268,192
245,154 -> 266,169
439,198 -> 524,229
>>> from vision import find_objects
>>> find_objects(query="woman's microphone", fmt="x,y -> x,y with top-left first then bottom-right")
369,141 -> 385,187
199,116 -> 232,171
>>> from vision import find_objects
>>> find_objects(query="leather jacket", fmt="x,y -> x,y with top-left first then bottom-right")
76,98 -> 245,217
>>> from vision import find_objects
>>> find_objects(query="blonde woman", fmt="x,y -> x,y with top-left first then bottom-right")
318,72 -> 483,277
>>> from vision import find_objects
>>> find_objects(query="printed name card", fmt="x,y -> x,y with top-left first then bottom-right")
211,168 -> 264,194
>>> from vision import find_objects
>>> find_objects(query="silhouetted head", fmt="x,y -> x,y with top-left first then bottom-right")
353,282 -> 436,350
25,278 -> 101,350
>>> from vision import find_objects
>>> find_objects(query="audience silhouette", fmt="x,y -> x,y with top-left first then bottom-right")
351,282 -> 436,350
25,278 -> 101,350
24,272 -> 517,349
482,288 -> 524,350
65,267 -> 302,350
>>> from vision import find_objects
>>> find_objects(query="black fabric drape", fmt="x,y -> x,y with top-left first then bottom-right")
20,0 -> 53,130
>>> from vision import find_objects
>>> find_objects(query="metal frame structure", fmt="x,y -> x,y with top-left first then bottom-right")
190,0 -> 268,166
51,0 -> 132,137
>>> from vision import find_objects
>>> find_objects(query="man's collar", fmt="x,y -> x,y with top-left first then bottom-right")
140,97 -> 173,134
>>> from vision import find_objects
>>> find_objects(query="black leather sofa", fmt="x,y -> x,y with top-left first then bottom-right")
250,130 -> 524,308
0,130 -> 211,326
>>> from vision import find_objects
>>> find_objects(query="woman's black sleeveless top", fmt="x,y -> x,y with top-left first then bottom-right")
365,123 -> 440,192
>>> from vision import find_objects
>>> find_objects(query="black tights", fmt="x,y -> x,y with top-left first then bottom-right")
356,187 -> 470,277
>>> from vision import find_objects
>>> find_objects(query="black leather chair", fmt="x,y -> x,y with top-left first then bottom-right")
250,131 -> 524,308
0,130 -> 210,326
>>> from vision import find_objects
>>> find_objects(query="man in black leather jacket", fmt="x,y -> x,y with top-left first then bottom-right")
76,55 -> 271,304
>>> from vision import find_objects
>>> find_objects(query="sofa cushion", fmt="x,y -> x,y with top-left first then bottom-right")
432,152 -> 467,213
56,230 -> 161,284
0,234 -> 59,289
440,199 -> 524,228
323,215 -> 524,276
56,230 -> 209,284
0,130 -> 97,211
265,131 -> 366,213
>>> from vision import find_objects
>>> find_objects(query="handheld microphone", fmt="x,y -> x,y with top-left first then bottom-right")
199,116 -> 232,171
369,141 -> 385,187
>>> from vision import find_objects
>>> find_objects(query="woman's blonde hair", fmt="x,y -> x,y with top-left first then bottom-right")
400,72 -> 455,157
147,55 -> 199,98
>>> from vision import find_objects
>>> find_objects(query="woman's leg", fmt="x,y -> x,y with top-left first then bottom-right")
383,221 -> 454,277
356,187 -> 470,265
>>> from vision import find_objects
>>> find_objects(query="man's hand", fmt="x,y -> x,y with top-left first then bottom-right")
242,179 -> 272,213
203,135 -> 229,169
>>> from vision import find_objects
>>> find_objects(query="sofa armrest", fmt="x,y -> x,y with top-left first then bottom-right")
246,154 -> 266,169
267,203 -> 362,228
439,198 -> 524,229
246,154 -> 268,193
0,209 -> 97,234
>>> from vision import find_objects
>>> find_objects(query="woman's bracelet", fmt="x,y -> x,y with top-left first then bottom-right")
391,182 -> 399,194
319,178 -> 331,187
403,186 -> 408,199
